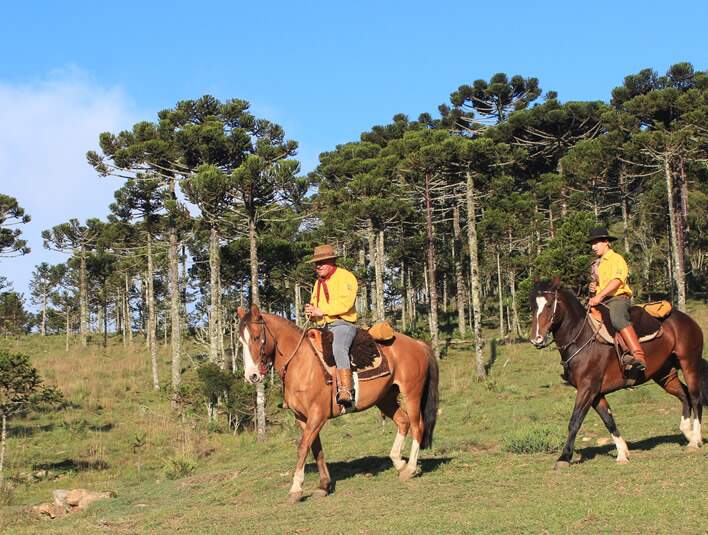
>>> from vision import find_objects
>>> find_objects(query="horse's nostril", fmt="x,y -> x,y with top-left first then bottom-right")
250,373 -> 259,382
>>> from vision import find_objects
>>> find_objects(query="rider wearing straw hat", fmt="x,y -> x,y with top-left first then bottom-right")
304,244 -> 358,407
586,227 -> 647,371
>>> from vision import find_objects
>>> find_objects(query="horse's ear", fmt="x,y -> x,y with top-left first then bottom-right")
551,276 -> 561,289
237,307 -> 246,320
250,303 -> 261,320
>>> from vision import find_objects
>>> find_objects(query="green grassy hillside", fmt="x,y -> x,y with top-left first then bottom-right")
1,304 -> 707,534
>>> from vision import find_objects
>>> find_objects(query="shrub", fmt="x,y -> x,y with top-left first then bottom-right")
162,455 -> 196,480
502,426 -> 564,454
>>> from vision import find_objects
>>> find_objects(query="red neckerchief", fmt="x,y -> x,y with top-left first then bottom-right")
316,267 -> 337,305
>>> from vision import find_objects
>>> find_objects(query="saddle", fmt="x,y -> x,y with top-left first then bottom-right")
311,327 -> 392,381
589,304 -> 664,345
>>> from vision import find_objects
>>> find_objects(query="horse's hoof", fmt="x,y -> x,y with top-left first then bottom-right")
616,458 -> 630,465
311,488 -> 328,499
287,492 -> 303,504
687,442 -> 702,451
393,461 -> 406,473
554,461 -> 570,470
398,467 -> 416,481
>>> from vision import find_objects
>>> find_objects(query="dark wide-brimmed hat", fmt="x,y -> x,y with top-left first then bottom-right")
305,244 -> 339,263
586,226 -> 618,243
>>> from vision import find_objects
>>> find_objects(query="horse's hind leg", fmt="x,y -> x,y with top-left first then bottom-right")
653,366 -> 693,441
593,395 -> 629,463
397,381 -> 425,481
676,353 -> 704,448
310,433 -> 331,497
376,387 -> 410,473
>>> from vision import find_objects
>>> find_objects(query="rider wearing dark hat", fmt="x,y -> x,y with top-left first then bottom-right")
304,244 -> 359,407
586,227 -> 647,371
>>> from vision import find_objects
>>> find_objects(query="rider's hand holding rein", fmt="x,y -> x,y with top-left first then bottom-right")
304,303 -> 324,320
588,279 -> 622,308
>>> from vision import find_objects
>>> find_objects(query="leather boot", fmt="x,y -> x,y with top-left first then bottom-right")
619,325 -> 647,371
336,368 -> 354,408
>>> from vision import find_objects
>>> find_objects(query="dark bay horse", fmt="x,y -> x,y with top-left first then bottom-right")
237,304 -> 439,503
530,279 -> 707,469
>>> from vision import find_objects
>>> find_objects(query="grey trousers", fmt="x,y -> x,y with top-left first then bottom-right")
604,296 -> 631,330
329,319 -> 357,369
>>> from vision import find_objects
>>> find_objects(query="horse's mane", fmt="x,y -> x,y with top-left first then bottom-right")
530,280 -> 586,318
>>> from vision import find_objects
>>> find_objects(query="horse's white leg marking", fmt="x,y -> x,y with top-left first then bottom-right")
240,327 -> 259,381
680,416 -> 693,441
534,296 -> 547,340
612,435 -> 629,463
289,467 -> 305,494
389,432 -> 406,472
688,417 -> 703,448
405,439 -> 420,473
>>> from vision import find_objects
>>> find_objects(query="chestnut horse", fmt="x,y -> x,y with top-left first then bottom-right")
237,304 -> 439,503
529,279 -> 707,469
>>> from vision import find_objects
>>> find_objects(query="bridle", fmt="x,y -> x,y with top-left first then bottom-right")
533,289 -> 598,369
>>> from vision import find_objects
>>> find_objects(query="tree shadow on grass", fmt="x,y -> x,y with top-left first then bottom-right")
9,423 -> 56,437
577,433 -> 685,463
32,458 -> 110,473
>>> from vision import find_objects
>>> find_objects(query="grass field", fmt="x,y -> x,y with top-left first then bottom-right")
1,304 -> 707,534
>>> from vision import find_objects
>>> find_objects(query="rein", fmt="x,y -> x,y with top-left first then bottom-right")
248,316 -> 313,380
538,290 -> 599,371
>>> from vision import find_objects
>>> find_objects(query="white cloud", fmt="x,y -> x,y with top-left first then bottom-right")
0,68 -> 139,304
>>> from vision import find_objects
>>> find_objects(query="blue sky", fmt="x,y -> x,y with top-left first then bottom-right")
0,0 -> 706,304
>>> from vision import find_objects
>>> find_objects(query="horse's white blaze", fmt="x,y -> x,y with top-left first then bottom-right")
289,467 -> 305,494
534,296 -> 548,340
680,416 -> 693,441
612,435 -> 629,462
390,432 -> 406,471
689,417 -> 702,447
405,439 -> 420,473
240,327 -> 260,380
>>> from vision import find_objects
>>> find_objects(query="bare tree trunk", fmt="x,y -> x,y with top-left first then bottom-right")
400,265 -> 407,331
169,223 -> 182,404
496,250 -> 505,340
366,220 -> 385,321
147,234 -> 160,390
294,282 -> 302,327
0,414 -> 6,481
249,216 -> 267,442
508,270 -> 521,340
424,173 -> 440,359
357,246 -> 368,315
208,227 -> 220,364
466,171 -> 485,380
125,273 -> 133,347
40,293 -> 47,336
79,244 -> 88,347
65,310 -> 70,352
376,230 -> 385,321
452,204 -> 466,336
664,158 -> 686,310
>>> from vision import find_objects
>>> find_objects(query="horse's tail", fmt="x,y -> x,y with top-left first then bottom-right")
420,345 -> 439,450
700,359 -> 708,406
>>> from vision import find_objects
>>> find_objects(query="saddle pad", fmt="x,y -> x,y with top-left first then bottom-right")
311,328 -> 391,381
588,314 -> 662,345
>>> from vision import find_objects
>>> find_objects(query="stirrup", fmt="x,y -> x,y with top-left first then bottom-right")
336,389 -> 354,408
622,354 -> 646,372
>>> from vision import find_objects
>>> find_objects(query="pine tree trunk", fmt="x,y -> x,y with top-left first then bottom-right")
248,215 -> 267,442
358,246 -> 368,314
558,160 -> 568,217
294,282 -> 302,327
400,265 -> 407,331
80,244 -> 88,347
376,230 -> 385,321
367,220 -> 384,321
125,273 -> 133,347
619,170 -> 630,253
465,171 -> 485,380
664,158 -> 686,310
65,309 -> 70,352
453,204 -> 466,336
496,250 -> 505,340
169,223 -> 182,402
40,293 -> 47,336
209,226 -> 220,364
508,270 -> 521,341
0,414 -> 6,481
424,172 -> 440,359
147,234 -> 160,390
103,296 -> 108,348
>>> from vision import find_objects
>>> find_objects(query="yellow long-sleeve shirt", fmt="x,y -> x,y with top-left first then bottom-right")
596,249 -> 633,298
309,267 -> 358,325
